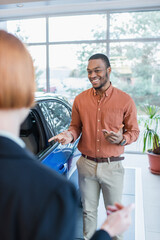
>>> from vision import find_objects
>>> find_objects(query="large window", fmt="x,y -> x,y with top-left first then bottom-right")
110,42 -> 160,107
1,18 -> 47,92
0,10 -> 160,153
49,15 -> 106,41
1,11 -> 159,108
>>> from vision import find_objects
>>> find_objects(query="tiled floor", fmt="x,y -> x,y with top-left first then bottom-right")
123,153 -> 160,240
75,152 -> 160,240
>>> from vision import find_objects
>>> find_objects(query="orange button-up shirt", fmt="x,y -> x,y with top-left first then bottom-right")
68,83 -> 140,158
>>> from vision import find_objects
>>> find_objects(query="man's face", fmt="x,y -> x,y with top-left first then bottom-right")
87,59 -> 110,90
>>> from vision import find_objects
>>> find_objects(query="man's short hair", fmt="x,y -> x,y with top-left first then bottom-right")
0,30 -> 35,109
88,53 -> 111,68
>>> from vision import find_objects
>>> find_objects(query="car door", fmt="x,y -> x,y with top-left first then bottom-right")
37,97 -> 79,176
20,96 -> 80,181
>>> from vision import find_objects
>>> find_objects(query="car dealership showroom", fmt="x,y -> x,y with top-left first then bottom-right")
0,0 -> 160,240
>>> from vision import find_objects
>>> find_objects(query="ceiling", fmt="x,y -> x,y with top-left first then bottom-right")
0,0 -> 122,4
0,0 -> 118,5
0,0 -> 159,7
0,0 -> 159,19
0,0 -> 47,4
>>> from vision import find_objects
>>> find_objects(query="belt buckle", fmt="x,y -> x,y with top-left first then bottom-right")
97,157 -> 101,162
107,157 -> 110,163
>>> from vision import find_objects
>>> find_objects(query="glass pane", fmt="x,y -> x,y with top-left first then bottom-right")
6,18 -> 46,43
110,42 -> 160,109
49,14 -> 106,41
110,11 -> 160,39
39,101 -> 71,135
0,21 -> 7,30
28,45 -> 46,92
39,102 -> 55,136
49,43 -> 106,101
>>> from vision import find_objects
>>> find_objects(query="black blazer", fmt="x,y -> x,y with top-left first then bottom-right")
0,136 -> 78,240
91,230 -> 111,240
0,136 -> 110,240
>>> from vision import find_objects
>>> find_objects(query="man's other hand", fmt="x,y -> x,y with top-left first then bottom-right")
102,124 -> 124,144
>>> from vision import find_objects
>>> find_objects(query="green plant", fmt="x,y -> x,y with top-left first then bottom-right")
139,104 -> 160,154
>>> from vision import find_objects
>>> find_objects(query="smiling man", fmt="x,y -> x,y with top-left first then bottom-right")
49,53 -> 139,240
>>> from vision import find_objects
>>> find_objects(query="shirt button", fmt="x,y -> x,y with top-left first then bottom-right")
97,129 -> 99,132
97,139 -> 99,141
98,108 -> 100,111
97,149 -> 99,152
98,119 -> 100,122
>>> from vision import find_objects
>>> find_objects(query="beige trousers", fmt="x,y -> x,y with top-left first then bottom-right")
76,156 -> 124,240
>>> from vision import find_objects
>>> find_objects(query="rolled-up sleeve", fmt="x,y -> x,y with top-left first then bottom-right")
68,98 -> 82,142
123,98 -> 140,145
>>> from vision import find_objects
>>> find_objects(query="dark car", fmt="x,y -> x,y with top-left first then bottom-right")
20,93 -> 81,189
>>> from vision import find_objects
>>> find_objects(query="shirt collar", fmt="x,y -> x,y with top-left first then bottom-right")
0,130 -> 25,148
93,82 -> 113,97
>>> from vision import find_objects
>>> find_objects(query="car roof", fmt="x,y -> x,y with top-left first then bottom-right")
35,92 -> 71,106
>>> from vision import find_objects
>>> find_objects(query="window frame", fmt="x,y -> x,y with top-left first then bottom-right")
1,8 -> 160,154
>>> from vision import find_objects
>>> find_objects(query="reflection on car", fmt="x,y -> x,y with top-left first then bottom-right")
20,93 -> 81,189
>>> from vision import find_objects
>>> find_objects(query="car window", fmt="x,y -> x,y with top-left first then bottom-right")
39,100 -> 71,135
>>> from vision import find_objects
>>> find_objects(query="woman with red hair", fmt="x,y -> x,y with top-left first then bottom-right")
0,30 -> 78,240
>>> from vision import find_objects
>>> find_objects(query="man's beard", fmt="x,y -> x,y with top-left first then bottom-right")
93,77 -> 108,90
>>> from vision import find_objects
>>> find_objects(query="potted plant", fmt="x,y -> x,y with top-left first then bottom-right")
140,104 -> 160,174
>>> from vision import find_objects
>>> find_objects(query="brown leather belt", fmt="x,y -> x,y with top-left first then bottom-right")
82,154 -> 124,163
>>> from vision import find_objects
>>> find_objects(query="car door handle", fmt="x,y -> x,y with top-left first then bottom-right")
58,163 -> 67,175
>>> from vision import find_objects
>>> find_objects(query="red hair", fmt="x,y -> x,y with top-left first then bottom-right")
0,30 -> 35,109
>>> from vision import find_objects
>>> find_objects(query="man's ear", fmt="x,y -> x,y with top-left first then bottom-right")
107,67 -> 111,73
106,67 -> 111,77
